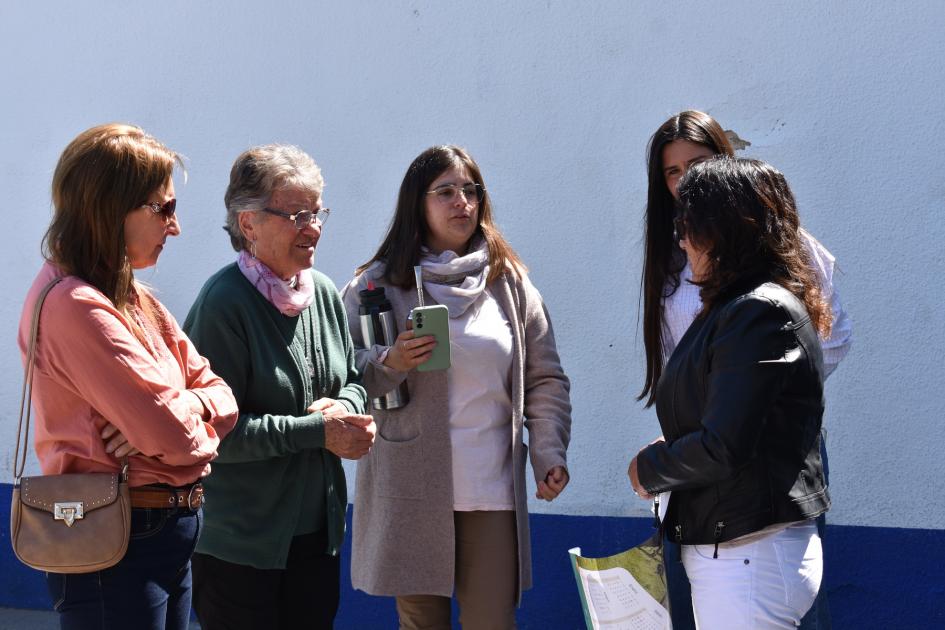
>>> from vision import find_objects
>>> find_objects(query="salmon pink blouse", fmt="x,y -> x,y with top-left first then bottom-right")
17,263 -> 238,488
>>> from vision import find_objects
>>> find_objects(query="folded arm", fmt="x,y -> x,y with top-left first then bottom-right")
41,286 -> 236,466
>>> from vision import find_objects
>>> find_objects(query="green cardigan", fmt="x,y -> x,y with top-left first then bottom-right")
183,263 -> 366,569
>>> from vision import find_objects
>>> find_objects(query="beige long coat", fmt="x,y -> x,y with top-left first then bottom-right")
340,267 -> 571,602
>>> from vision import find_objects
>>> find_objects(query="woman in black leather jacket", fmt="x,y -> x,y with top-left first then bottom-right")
629,157 -> 833,629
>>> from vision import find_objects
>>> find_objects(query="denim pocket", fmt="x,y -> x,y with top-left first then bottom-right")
688,542 -> 751,562
130,507 -> 169,541
179,509 -> 203,572
773,525 -> 822,619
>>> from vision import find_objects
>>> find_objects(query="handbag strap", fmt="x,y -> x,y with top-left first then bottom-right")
14,277 -> 64,481
15,277 -> 131,484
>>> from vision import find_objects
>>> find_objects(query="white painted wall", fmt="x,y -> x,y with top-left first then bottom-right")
2,2 -> 943,530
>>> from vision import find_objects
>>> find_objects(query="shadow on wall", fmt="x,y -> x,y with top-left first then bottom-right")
1,487 -> 943,628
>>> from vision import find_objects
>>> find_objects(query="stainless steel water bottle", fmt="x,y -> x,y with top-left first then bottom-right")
358,282 -> 409,410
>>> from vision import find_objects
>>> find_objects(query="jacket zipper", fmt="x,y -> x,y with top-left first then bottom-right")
672,524 -> 683,562
713,521 -> 725,559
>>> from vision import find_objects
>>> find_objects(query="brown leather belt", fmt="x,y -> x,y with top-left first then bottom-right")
129,483 -> 204,510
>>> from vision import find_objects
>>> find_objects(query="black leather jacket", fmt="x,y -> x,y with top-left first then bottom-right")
637,279 -> 830,546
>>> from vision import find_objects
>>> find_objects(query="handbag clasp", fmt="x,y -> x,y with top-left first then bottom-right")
53,502 -> 85,527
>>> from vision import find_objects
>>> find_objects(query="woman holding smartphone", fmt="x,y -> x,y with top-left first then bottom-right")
341,145 -> 572,629
637,110 -> 852,629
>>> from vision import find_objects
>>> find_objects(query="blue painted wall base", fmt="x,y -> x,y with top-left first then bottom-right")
2,483 -> 942,628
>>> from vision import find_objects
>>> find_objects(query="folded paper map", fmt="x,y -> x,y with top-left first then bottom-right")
569,500 -> 672,630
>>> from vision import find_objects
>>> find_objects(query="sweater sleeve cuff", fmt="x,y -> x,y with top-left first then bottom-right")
530,449 -> 567,486
290,411 -> 326,450
362,345 -> 408,397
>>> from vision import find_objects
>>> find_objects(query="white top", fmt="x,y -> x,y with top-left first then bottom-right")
662,229 -> 853,378
448,288 -> 515,511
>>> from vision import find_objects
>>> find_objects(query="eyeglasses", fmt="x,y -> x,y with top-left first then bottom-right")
426,183 -> 485,206
142,198 -> 177,220
261,207 -> 331,229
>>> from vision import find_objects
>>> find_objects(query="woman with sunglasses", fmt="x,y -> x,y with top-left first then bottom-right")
341,145 -> 572,629
631,156 -> 833,629
17,123 -> 239,629
183,144 -> 374,630
635,110 -> 852,630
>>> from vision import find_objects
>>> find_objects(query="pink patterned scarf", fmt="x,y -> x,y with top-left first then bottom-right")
237,250 -> 315,316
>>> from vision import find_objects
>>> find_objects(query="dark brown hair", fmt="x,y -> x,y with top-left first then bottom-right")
43,123 -> 181,323
357,145 -> 525,287
639,110 -> 735,406
677,156 -> 832,336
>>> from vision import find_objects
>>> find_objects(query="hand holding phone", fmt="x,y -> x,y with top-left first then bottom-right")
409,265 -> 451,372
410,305 -> 450,371
383,329 -> 437,372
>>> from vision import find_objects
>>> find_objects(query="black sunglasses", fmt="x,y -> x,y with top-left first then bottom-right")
142,198 -> 177,219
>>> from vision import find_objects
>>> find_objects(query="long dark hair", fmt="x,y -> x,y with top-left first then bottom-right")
357,145 -> 525,287
677,157 -> 832,337
639,110 -> 735,406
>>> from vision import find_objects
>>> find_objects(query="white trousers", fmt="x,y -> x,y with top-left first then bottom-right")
682,520 -> 822,630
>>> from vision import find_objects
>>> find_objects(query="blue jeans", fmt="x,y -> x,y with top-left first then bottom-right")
666,439 -> 832,630
46,506 -> 202,630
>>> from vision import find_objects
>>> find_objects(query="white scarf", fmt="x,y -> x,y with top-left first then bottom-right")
419,238 -> 490,318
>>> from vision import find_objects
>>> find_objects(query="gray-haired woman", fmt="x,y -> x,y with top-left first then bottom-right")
183,144 -> 375,630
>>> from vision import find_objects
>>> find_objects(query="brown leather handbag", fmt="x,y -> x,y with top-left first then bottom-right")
10,277 -> 131,573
